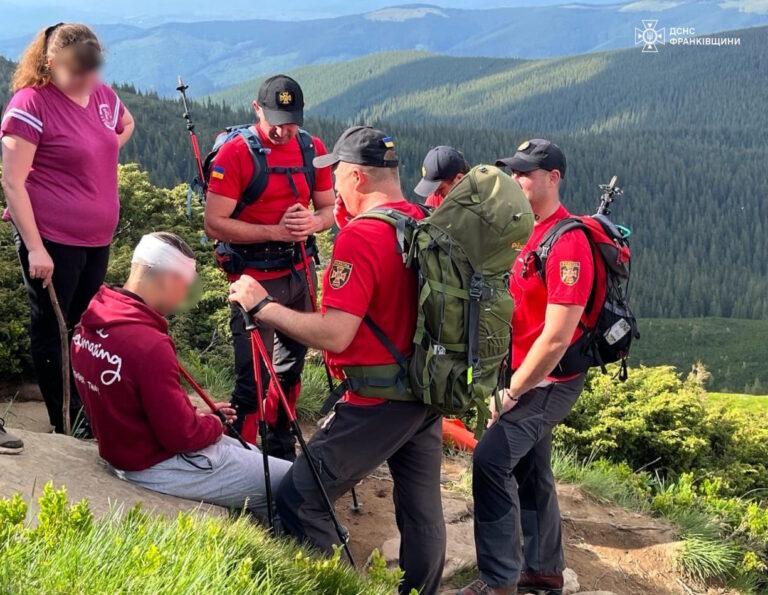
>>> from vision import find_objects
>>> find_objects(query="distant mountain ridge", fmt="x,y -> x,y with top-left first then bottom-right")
209,25 -> 768,136
1,1 -> 766,95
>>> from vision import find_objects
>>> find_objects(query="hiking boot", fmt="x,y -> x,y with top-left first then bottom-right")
456,579 -> 516,595
517,571 -> 563,595
0,417 -> 24,455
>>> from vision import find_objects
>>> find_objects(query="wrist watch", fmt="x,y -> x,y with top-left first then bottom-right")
247,295 -> 276,318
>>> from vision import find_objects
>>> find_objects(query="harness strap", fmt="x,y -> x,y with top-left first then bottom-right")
319,315 -> 415,414
467,271 -> 485,388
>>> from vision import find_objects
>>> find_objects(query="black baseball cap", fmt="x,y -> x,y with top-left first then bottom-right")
313,126 -> 399,169
496,138 -> 567,178
257,74 -> 304,126
414,145 -> 470,197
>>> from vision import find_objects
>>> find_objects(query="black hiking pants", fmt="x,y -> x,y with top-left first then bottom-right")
229,266 -> 315,461
14,227 -> 109,434
276,400 -> 446,595
472,375 -> 585,588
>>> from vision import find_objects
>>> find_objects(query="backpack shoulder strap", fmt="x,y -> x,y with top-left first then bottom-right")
355,208 -> 415,259
230,126 -> 270,220
534,216 -> 601,319
296,129 -> 317,192
533,217 -> 589,282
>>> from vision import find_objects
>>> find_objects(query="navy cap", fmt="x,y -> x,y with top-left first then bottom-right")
496,139 -> 566,178
414,145 -> 470,197
313,126 -> 399,169
257,74 -> 304,126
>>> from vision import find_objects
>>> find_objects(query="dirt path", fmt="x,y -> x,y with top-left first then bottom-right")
3,398 -> 704,594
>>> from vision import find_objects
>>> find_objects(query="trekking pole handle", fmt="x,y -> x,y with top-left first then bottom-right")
237,304 -> 259,332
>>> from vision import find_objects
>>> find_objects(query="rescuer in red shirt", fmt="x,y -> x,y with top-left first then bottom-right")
229,127 -> 446,595
204,75 -> 335,461
459,139 -> 599,595
413,145 -> 469,207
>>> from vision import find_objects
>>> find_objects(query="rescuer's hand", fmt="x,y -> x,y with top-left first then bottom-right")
229,275 -> 270,313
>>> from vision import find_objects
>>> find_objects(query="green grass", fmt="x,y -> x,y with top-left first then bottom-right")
634,318 -> 768,394
549,451 -> 767,592
708,392 -> 768,415
0,484 -> 399,595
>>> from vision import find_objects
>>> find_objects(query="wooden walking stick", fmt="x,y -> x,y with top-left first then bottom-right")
47,282 -> 71,435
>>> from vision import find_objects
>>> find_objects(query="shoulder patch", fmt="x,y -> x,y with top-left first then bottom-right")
329,260 -> 353,289
559,260 -> 580,286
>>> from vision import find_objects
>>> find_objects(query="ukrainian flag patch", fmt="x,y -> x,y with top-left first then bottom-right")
382,137 -> 395,149
211,165 -> 225,180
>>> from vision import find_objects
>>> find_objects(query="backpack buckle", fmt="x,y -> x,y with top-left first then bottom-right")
469,272 -> 484,300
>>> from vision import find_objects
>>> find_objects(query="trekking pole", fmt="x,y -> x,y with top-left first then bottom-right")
176,76 -> 206,189
47,283 -> 71,436
178,364 -> 251,451
238,306 -> 356,567
247,331 -> 275,534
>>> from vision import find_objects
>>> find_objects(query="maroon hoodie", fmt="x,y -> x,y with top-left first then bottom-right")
71,286 -> 222,471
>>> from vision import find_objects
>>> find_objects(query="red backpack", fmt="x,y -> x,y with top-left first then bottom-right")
533,187 -> 639,380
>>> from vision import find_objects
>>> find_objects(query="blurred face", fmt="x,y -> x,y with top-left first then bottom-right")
434,173 -> 464,198
150,270 -> 193,317
333,162 -> 363,215
48,56 -> 100,97
512,168 -> 560,209
253,102 -> 299,145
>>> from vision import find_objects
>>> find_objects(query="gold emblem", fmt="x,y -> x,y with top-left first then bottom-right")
517,140 -> 530,151
329,260 -> 353,289
421,166 -> 427,176
559,261 -> 581,286
278,91 -> 293,105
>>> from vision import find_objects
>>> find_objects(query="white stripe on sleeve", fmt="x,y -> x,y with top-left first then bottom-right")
2,108 -> 43,133
112,98 -> 121,128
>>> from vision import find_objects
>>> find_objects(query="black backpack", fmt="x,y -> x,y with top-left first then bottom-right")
200,125 -> 316,219
531,213 -> 639,380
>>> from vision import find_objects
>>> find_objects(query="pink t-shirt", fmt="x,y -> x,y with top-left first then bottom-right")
1,82 -> 125,247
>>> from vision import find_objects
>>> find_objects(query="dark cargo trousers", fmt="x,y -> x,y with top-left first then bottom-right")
229,266 -> 315,461
472,375 -> 585,588
276,400 -> 447,595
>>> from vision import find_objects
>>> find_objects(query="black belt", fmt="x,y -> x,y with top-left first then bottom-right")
215,236 -> 318,274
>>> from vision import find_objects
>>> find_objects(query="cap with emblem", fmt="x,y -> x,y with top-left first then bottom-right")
313,126 -> 399,169
496,138 -> 567,178
257,74 -> 304,126
414,145 -> 470,197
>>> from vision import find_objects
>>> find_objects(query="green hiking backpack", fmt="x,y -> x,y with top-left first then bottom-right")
335,165 -> 534,432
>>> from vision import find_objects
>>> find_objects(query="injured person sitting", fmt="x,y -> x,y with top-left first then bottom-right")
71,231 -> 291,518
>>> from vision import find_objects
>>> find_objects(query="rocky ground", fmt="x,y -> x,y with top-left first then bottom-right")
1,394 -> 710,594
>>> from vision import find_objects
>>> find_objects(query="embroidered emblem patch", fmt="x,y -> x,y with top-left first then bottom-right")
277,91 -> 294,105
517,140 -> 531,151
329,260 -> 353,289
559,261 -> 580,286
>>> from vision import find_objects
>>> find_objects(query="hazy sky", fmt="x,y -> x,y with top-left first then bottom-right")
1,0 -> 631,25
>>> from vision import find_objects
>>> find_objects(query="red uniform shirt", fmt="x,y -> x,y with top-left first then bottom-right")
207,126 -> 333,280
510,205 -> 601,381
322,200 -> 427,406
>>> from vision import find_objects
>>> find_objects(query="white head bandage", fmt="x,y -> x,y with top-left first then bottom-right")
131,234 -> 197,283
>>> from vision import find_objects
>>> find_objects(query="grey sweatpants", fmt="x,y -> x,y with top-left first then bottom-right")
113,436 -> 292,520
276,400 -> 446,595
472,376 -> 585,588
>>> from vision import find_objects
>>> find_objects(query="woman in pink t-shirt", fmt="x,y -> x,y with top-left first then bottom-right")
1,23 -> 134,436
